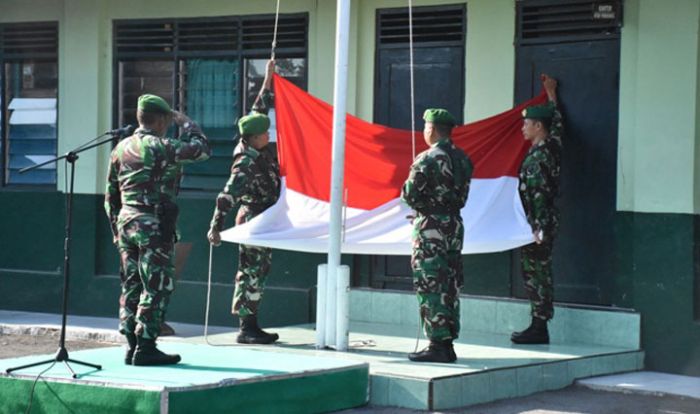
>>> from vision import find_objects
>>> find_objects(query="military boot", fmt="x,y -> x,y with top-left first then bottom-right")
237,315 -> 279,344
408,339 -> 456,363
132,337 -> 181,366
511,317 -> 549,344
124,333 -> 137,365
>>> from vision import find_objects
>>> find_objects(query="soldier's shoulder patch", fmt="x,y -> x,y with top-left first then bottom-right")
242,146 -> 261,159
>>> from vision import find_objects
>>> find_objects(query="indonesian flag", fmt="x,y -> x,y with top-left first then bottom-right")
221,74 -> 547,255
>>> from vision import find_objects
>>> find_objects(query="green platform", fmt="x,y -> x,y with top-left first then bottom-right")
0,344 -> 369,414
0,289 -> 644,412
185,290 -> 643,410
345,289 -> 644,410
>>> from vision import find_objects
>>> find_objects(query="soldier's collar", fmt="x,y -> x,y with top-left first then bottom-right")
534,136 -> 550,147
239,142 -> 261,158
431,137 -> 451,147
135,127 -> 161,137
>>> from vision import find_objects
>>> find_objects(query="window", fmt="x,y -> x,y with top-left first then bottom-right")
516,0 -> 622,45
0,22 -> 58,187
113,14 -> 308,192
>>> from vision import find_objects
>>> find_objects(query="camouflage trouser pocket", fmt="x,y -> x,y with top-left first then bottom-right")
412,240 -> 450,292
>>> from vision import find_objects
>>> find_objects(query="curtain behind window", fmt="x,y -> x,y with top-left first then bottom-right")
186,59 -> 237,129
180,59 -> 239,192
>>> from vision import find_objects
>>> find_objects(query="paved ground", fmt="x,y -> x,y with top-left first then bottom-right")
0,332 -> 116,359
342,387 -> 700,414
2,331 -> 698,414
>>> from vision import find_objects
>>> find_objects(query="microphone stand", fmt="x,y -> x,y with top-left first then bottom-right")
6,131 -> 125,378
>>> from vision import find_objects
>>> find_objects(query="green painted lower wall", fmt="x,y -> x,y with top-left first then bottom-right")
615,212 -> 700,376
0,192 -> 322,328
462,252 -> 513,297
1,192 -> 699,376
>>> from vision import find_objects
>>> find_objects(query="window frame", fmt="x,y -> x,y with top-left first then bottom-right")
111,13 -> 308,195
0,21 -> 59,191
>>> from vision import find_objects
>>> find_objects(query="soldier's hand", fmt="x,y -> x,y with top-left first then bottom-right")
540,74 -> 558,103
533,230 -> 543,244
266,59 -> 276,77
208,228 -> 222,247
171,110 -> 191,127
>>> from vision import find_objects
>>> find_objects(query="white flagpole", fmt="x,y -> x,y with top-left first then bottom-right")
315,264 -> 327,348
319,0 -> 352,351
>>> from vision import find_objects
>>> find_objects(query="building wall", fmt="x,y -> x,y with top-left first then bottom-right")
613,0 -> 700,376
618,0 -> 700,214
0,0 -> 332,329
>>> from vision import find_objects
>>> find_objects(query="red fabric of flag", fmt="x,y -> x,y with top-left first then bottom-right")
273,74 -> 546,210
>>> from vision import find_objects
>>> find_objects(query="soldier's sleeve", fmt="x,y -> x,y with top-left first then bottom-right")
172,129 -> 212,163
400,156 -> 431,210
251,88 -> 274,115
103,150 -> 121,239
210,156 -> 252,231
548,101 -> 564,146
523,156 -> 555,234
460,154 -> 474,205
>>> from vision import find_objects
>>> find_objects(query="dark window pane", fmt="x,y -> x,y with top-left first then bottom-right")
118,60 -> 175,128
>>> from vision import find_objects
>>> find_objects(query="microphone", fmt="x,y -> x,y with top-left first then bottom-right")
107,124 -> 135,137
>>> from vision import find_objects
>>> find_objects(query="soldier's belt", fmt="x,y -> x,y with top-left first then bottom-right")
122,204 -> 161,215
416,207 -> 462,215
241,202 -> 274,211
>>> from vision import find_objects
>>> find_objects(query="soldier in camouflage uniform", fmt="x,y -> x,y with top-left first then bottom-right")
208,59 -> 281,344
401,108 -> 473,363
105,94 -> 211,365
511,74 -> 563,345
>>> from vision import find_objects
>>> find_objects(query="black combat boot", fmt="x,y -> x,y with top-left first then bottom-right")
511,317 -> 549,344
236,315 -> 279,344
408,339 -> 456,363
132,337 -> 181,366
124,333 -> 137,365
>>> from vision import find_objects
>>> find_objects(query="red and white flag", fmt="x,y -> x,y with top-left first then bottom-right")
221,75 -> 547,255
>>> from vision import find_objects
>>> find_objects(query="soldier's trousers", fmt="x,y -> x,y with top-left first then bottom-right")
411,214 -> 464,341
520,240 -> 554,321
232,244 -> 272,317
117,216 -> 175,340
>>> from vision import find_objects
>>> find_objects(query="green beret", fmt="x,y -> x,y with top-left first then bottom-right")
137,94 -> 171,114
423,108 -> 456,126
522,104 -> 554,120
238,113 -> 270,136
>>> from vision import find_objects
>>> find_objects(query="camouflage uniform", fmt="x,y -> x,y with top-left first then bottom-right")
518,101 -> 563,321
105,126 -> 211,340
401,138 -> 473,341
210,89 -> 281,317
